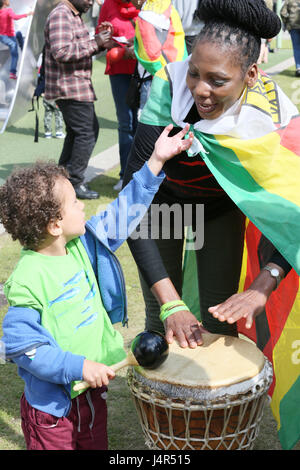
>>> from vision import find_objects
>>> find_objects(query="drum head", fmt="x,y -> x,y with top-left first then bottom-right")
135,333 -> 265,389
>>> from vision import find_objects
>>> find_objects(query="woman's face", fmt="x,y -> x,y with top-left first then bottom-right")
186,41 -> 257,120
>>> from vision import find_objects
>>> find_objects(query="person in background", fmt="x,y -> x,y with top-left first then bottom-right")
91,0 -> 103,27
0,0 -> 33,79
130,0 -> 187,118
172,0 -> 203,54
43,99 -> 65,140
97,0 -> 139,192
132,0 -> 187,76
257,0 -> 275,64
36,50 -> 65,140
44,0 -> 111,200
280,0 -> 300,76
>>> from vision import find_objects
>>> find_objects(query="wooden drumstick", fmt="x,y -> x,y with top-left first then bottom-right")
73,330 -> 169,392
73,351 -> 138,392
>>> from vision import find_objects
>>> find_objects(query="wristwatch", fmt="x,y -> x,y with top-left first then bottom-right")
262,266 -> 282,289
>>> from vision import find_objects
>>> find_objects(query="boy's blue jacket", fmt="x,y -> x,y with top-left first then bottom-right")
1,163 -> 165,417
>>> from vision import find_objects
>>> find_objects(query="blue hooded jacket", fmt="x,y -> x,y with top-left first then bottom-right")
1,162 -> 165,417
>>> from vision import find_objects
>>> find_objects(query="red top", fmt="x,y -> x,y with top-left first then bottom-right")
97,0 -> 137,75
0,8 -> 27,36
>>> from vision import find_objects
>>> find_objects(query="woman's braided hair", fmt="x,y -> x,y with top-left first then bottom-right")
194,0 -> 282,73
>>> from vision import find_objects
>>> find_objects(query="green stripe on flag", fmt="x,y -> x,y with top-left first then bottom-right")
134,38 -> 163,77
140,74 -> 176,128
197,133 -> 300,275
182,237 -> 201,321
278,375 -> 300,449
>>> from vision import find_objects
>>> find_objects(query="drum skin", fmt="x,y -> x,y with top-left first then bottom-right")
127,334 -> 273,450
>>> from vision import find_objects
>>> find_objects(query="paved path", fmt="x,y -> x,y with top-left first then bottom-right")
265,57 -> 294,75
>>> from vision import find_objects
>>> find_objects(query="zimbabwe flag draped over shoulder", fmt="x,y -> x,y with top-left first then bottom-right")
140,58 -> 300,450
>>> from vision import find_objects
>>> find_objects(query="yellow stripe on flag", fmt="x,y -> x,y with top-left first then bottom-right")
270,290 -> 300,428
216,134 -> 300,208
170,9 -> 186,61
238,219 -> 250,293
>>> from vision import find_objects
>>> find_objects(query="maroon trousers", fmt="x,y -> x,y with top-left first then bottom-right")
20,387 -> 108,450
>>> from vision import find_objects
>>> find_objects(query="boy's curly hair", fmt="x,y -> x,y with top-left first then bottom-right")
0,161 -> 69,250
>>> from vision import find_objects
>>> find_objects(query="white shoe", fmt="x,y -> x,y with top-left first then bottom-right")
45,132 -> 52,139
113,179 -> 123,191
56,132 -> 65,139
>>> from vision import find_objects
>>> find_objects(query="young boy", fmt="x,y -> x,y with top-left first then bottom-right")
0,0 -> 33,79
0,124 -> 193,450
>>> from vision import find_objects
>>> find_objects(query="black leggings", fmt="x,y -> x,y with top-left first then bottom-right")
138,209 -> 245,337
57,100 -> 99,187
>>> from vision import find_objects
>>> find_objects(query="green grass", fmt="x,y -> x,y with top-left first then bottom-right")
1,46 -> 300,451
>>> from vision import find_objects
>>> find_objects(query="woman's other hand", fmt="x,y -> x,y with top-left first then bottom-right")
208,263 -> 285,329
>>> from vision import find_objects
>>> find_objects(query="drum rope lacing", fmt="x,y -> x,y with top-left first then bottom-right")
127,359 -> 273,450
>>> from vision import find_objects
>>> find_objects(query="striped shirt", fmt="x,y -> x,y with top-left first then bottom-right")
44,1 -> 99,102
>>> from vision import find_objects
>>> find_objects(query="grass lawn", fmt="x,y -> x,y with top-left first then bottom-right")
1,47 -> 300,451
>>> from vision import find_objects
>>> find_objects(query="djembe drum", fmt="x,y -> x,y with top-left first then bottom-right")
127,333 -> 273,450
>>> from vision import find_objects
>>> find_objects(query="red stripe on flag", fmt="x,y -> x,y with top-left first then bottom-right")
276,116 -> 300,157
237,222 -> 300,396
167,174 -> 214,183
267,271 -> 299,347
166,176 -> 224,191
178,160 -> 206,166
237,222 -> 261,343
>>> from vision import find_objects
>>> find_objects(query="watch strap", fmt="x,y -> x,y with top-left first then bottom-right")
262,266 -> 282,289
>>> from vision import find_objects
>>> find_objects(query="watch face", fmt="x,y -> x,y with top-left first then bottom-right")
271,268 -> 280,277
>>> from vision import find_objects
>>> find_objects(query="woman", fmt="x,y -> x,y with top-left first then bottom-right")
123,0 -> 300,348
97,0 -> 139,191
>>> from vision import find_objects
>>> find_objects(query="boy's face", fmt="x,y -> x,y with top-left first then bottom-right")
55,177 -> 86,242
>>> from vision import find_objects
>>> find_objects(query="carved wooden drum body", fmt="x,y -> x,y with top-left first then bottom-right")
127,333 -> 273,450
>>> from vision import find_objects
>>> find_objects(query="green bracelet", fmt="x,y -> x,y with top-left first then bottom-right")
159,300 -> 190,323
160,300 -> 186,311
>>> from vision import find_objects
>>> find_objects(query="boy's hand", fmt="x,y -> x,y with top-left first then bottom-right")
148,124 -> 194,176
82,359 -> 115,388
